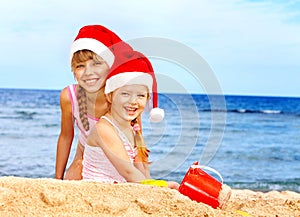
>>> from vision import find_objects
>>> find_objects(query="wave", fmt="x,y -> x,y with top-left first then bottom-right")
16,111 -> 38,120
201,109 -> 284,114
0,111 -> 38,120
260,110 -> 281,114
227,179 -> 300,193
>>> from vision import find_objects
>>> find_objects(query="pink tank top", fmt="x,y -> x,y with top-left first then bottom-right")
68,84 -> 99,146
82,116 -> 137,183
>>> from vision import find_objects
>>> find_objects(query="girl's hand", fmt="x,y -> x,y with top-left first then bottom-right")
167,181 -> 180,190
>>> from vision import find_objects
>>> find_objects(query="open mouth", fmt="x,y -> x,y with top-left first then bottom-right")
125,107 -> 138,115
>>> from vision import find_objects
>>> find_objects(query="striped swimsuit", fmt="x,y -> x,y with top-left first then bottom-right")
82,116 -> 137,183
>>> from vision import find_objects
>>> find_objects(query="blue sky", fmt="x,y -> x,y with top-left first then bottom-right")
1,0 -> 300,97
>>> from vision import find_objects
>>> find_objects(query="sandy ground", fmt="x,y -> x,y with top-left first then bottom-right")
0,176 -> 299,217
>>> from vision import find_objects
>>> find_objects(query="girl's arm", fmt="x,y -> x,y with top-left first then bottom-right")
55,87 -> 75,179
88,121 -> 146,182
134,157 -> 150,178
63,142 -> 84,180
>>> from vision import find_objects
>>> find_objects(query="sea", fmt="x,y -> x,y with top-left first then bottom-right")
0,88 -> 299,192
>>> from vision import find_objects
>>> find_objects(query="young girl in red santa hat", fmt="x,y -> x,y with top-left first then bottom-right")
82,50 -> 178,189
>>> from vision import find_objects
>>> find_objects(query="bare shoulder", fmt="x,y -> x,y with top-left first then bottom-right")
60,86 -> 71,102
95,118 -> 115,137
59,86 -> 74,111
88,118 -> 118,147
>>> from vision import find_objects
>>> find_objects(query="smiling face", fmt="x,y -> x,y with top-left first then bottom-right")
108,84 -> 149,123
72,50 -> 110,93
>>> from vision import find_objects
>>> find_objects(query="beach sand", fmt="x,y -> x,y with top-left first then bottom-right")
0,176 -> 299,217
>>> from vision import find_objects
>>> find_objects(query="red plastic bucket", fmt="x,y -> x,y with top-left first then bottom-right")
178,161 -> 231,208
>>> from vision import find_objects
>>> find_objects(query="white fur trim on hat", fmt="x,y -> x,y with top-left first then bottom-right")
150,107 -> 164,122
105,72 -> 153,94
70,38 -> 114,67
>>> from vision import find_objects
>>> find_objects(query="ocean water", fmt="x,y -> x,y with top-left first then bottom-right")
0,88 -> 299,192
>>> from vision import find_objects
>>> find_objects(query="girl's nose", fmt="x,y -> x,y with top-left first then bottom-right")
84,63 -> 94,75
129,95 -> 138,104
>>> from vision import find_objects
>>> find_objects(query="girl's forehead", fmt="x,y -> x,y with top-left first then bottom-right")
118,84 -> 148,92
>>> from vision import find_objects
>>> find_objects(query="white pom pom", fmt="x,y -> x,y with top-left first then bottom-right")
150,107 -> 164,122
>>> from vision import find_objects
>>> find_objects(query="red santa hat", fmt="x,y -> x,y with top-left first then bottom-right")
70,25 -> 124,67
105,51 -> 164,122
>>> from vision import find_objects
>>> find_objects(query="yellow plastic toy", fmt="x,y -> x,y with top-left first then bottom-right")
140,179 -> 168,187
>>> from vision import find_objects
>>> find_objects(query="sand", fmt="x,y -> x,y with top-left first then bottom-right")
0,176 -> 299,217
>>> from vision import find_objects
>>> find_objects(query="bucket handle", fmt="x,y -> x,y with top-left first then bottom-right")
190,164 -> 224,184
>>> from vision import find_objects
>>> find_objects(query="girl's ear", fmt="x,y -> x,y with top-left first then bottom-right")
105,93 -> 112,103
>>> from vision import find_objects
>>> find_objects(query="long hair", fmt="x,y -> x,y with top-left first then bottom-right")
131,118 -> 150,164
77,85 -> 89,131
71,50 -> 104,131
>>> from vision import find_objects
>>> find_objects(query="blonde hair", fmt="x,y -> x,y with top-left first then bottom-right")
131,118 -> 150,164
71,50 -> 105,131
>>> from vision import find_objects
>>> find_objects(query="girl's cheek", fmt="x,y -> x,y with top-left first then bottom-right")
74,73 -> 83,80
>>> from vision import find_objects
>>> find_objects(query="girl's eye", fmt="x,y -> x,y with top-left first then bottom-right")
94,60 -> 104,65
138,94 -> 146,98
76,64 -> 85,69
121,92 -> 129,96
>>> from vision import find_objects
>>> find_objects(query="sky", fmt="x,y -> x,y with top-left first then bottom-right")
1,0 -> 300,97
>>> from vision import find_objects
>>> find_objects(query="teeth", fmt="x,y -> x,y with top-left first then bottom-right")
85,79 -> 97,84
126,107 -> 136,111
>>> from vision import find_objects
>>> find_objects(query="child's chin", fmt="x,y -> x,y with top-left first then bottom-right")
126,114 -> 138,121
